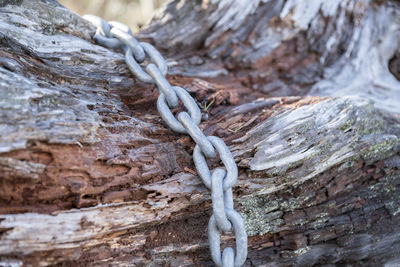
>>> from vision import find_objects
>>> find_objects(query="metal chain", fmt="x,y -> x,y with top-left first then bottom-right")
83,15 -> 247,267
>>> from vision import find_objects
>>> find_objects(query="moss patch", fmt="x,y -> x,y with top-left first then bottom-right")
360,135 -> 399,163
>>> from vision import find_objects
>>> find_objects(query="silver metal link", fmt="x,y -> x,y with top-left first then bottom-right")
147,64 -> 178,107
109,21 -> 132,34
193,136 -> 238,190
84,15 -> 247,266
83,15 -> 112,37
224,188 -> 234,211
125,42 -> 168,84
140,42 -> 168,76
209,210 -> 248,267
222,247 -> 235,267
178,112 -> 216,158
93,30 -> 122,49
211,169 -> 232,232
83,15 -> 121,49
110,27 -> 145,62
157,86 -> 201,133
193,145 -> 212,189
125,49 -> 154,83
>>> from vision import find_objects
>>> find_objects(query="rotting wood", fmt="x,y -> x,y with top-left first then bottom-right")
0,0 -> 400,266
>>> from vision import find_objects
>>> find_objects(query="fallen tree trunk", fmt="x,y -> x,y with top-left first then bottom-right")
0,0 -> 400,266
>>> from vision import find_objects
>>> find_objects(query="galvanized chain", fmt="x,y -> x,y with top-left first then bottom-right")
83,15 -> 247,267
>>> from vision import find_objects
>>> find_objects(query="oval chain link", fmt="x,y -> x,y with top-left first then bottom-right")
211,169 -> 232,232
83,15 -> 247,266
110,27 -> 145,62
209,209 -> 248,267
193,136 -> 238,190
157,86 -> 201,133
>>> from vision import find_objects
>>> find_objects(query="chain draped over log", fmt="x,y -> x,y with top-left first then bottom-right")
83,15 -> 248,267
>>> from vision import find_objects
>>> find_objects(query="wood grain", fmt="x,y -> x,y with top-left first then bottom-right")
0,0 -> 399,266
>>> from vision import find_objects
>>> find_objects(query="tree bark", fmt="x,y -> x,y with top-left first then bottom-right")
0,0 -> 400,266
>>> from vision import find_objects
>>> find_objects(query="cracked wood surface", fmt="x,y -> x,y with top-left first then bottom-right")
0,0 -> 400,266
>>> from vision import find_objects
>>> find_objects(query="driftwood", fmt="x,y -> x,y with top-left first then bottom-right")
0,0 -> 400,266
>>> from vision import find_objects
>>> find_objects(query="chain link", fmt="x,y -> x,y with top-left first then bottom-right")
147,64 -> 179,107
193,136 -> 238,190
157,86 -> 201,133
178,112 -> 216,158
110,27 -> 145,62
209,209 -> 247,267
83,15 -> 247,266
211,169 -> 232,232
109,21 -> 133,34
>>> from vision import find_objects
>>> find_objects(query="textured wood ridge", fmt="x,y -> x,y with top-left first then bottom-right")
0,0 -> 399,266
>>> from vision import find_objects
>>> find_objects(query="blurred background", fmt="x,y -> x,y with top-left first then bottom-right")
59,0 -> 170,32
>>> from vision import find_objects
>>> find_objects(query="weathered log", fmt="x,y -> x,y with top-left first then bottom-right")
0,0 -> 399,266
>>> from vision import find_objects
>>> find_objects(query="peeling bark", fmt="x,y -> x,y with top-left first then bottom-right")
0,0 -> 400,266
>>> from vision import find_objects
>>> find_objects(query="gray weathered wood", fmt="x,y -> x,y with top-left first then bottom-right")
0,0 -> 399,266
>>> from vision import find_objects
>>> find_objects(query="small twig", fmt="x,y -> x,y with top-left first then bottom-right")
184,167 -> 197,176
203,98 -> 215,112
